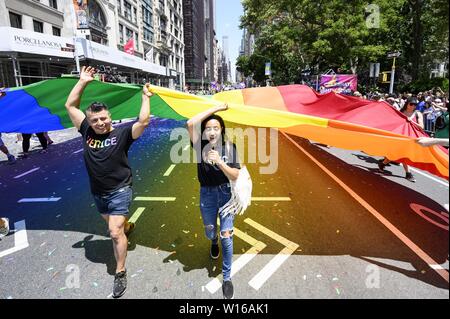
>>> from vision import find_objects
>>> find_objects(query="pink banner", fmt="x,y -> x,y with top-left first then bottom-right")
319,74 -> 357,94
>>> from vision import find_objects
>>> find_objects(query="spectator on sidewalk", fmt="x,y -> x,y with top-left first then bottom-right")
0,133 -> 16,164
21,132 -> 48,157
43,132 -> 54,145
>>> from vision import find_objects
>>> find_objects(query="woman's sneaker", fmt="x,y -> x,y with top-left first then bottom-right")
377,160 -> 386,171
222,280 -> 234,299
112,270 -> 127,298
210,243 -> 220,259
405,172 -> 416,182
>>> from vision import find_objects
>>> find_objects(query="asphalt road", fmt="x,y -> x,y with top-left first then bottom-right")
0,117 -> 448,299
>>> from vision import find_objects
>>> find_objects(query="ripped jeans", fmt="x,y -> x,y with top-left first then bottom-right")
200,183 -> 234,281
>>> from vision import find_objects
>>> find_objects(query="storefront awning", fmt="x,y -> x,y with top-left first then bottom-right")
0,26 -> 74,59
0,27 -> 168,77
75,38 -> 167,76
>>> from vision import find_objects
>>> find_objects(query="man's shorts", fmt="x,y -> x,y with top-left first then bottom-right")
93,186 -> 133,216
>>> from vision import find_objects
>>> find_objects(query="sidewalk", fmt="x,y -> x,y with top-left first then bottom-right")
0,128 -> 80,161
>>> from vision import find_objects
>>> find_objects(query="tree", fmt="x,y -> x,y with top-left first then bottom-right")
239,0 -> 448,86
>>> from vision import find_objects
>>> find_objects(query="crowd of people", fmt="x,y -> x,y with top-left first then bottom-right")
354,88 -> 449,135
351,88 -> 449,182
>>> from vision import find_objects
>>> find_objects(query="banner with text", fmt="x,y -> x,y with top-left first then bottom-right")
319,74 -> 357,94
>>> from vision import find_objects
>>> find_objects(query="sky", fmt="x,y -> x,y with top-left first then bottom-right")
215,0 -> 244,82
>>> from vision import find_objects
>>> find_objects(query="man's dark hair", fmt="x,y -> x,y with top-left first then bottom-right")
201,114 -> 226,144
86,102 -> 109,114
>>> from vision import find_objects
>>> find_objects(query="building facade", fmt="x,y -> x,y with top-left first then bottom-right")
0,0 -> 184,89
236,27 -> 255,86
182,0 -> 216,90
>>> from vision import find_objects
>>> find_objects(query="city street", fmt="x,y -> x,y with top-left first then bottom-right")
0,117 -> 448,299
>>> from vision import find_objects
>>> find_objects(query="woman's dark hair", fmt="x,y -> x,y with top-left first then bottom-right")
86,102 -> 109,114
201,114 -> 226,144
400,97 -> 418,113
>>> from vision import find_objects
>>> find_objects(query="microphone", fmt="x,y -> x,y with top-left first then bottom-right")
210,146 -> 215,165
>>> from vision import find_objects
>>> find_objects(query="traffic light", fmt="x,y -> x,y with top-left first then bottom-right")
379,71 -> 391,83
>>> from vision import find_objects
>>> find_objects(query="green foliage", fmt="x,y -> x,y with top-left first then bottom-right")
399,77 -> 449,94
239,0 -> 449,86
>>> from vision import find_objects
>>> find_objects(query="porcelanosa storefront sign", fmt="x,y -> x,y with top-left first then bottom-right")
0,27 -> 74,58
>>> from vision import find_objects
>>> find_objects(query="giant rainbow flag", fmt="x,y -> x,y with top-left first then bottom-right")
0,78 -> 448,179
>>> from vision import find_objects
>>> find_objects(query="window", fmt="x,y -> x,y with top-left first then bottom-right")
126,28 -> 133,41
9,12 -> 22,29
119,24 -> 124,43
144,29 -> 153,43
159,54 -> 168,67
133,7 -> 137,23
52,26 -> 61,36
124,1 -> 132,21
160,17 -> 166,31
33,20 -> 43,33
143,7 -> 153,26
49,0 -> 58,9
135,32 -> 139,50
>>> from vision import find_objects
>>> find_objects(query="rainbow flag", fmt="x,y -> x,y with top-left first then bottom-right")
0,78 -> 448,179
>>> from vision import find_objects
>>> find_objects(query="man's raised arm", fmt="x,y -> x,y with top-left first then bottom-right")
131,83 -> 153,140
65,66 -> 96,130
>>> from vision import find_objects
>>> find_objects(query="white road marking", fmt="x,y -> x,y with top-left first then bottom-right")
251,197 -> 291,201
128,207 -> 146,224
244,218 -> 299,290
18,198 -> 61,203
72,149 -> 83,154
14,167 -> 40,179
163,164 -> 176,177
430,264 -> 446,270
205,227 -> 266,294
409,168 -> 449,187
134,197 -> 176,201
0,220 -> 29,258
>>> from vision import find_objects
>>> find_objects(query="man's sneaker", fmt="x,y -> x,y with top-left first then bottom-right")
210,242 -> 219,259
7,154 -> 16,164
405,172 -> 416,182
222,280 -> 234,299
124,222 -> 135,237
40,149 -> 48,154
112,270 -> 127,298
0,218 -> 10,238
377,160 -> 386,171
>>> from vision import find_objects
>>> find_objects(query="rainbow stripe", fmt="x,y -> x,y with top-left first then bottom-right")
0,79 -> 447,179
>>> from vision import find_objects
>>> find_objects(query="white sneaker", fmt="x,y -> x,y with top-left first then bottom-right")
0,218 -> 10,238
